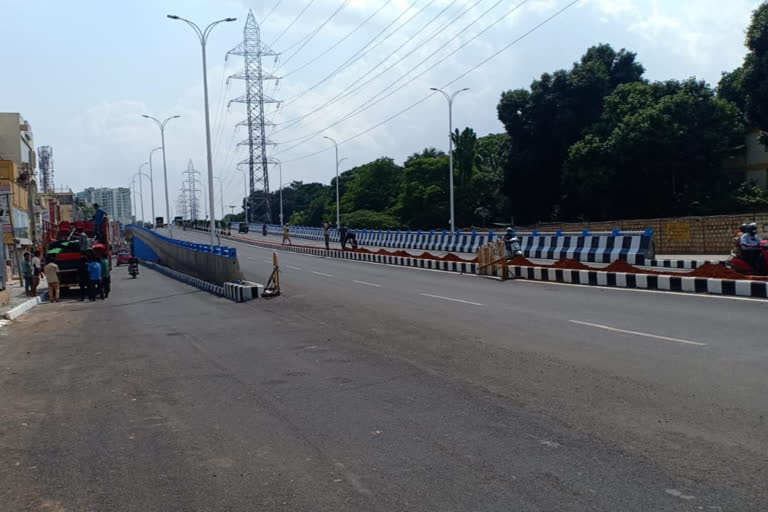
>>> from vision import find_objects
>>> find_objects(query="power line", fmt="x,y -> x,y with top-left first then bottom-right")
274,0 -> 469,131
275,0 -> 352,72
274,0 -> 523,148
270,0 -> 317,47
271,0 -> 424,111
262,0 -> 283,24
281,0 -> 395,79
277,0 -> 581,163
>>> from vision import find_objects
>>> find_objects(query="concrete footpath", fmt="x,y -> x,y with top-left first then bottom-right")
1,280 -> 48,321
1,241 -> 765,510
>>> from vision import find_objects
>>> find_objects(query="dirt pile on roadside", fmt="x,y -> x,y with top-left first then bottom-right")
508,256 -> 535,266
550,258 -> 592,270
686,263 -> 748,280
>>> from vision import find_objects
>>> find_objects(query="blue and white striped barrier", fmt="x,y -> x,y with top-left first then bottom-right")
140,261 -> 224,297
233,223 -> 655,262
223,281 -> 264,302
128,224 -> 237,259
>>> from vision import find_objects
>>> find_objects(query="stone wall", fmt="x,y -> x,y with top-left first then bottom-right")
529,212 -> 768,255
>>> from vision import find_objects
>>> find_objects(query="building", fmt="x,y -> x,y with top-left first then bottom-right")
725,128 -> 768,190
76,187 -> 132,226
0,113 -> 37,286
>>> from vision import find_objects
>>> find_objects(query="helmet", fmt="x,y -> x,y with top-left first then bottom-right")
741,223 -> 749,233
746,222 -> 758,235
506,227 -> 514,234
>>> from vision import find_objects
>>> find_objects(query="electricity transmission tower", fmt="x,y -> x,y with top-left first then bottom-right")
183,160 -> 202,221
176,188 -> 189,220
227,9 -> 279,223
38,146 -> 54,193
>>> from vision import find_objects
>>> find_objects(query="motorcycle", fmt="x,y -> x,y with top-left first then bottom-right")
504,235 -> 523,259
728,240 -> 768,276
128,261 -> 139,279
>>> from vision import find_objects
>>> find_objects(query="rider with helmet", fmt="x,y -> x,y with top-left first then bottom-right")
503,227 -> 523,258
740,223 -> 765,274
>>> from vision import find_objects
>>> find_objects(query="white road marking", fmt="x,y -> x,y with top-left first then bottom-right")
353,280 -> 381,288
420,293 -> 483,306
312,271 -> 333,277
569,320 -> 707,346
263,260 -> 272,264
288,265 -> 302,271
247,256 -> 259,260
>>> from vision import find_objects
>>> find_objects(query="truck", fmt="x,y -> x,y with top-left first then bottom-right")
155,216 -> 165,228
41,219 -> 115,291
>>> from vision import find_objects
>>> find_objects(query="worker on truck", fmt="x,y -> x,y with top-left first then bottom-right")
93,203 -> 106,242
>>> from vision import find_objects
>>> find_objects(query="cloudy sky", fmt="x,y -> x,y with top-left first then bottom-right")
0,0 -> 761,221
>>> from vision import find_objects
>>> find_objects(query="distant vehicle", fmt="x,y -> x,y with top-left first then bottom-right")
238,223 -> 249,233
174,216 -> 183,226
116,252 -> 132,266
42,218 -> 115,291
155,216 -> 165,228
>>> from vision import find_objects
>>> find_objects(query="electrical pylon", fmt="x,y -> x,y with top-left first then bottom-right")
227,9 -> 279,223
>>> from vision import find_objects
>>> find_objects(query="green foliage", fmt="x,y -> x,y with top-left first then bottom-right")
339,157 -> 402,214
562,79 -> 745,219
392,156 -> 450,229
80,206 -> 94,221
497,44 -> 645,223
341,210 -> 400,229
717,67 -> 746,116
452,127 -> 477,188
735,182 -> 768,212
743,3 -> 768,141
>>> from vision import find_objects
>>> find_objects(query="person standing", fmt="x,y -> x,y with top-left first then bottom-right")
92,203 -> 106,242
282,224 -> 292,246
77,254 -> 89,301
30,249 -> 42,296
100,254 -> 111,298
339,226 -> 348,251
22,252 -> 33,296
87,255 -> 104,301
77,228 -> 90,252
44,256 -> 60,303
323,223 -> 331,250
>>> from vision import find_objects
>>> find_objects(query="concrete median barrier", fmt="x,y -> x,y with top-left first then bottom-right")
126,225 -> 243,286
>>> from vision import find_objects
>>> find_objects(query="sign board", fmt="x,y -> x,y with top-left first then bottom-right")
664,222 -> 692,242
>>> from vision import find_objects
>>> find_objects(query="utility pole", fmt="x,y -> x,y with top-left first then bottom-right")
142,114 -> 180,237
228,10 -> 278,223
148,146 -> 162,227
323,136 -> 340,229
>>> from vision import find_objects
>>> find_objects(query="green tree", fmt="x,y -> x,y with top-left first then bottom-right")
339,158 -> 402,214
341,210 -> 400,229
393,155 -> 450,229
497,44 -> 645,223
562,79 -> 745,220
742,2 -> 768,142
718,67 -> 747,116
451,127 -> 477,188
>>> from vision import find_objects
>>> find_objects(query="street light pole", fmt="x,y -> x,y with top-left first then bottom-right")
168,14 -> 237,247
142,114 -> 180,237
430,87 -> 469,233
130,180 -> 138,223
134,164 -> 149,224
235,168 -> 249,226
278,161 -> 284,227
213,176 -> 224,232
323,136 -> 340,229
148,146 -> 162,228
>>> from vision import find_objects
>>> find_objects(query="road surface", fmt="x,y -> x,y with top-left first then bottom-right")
1,234 -> 766,511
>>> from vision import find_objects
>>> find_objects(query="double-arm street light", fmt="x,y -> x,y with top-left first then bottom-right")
430,87 -> 469,233
167,13 -> 236,246
142,114 -> 179,236
133,163 -> 151,224
148,146 -> 163,228
323,136 -> 341,229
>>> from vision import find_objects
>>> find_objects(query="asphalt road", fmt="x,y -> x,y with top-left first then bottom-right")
1,233 -> 766,511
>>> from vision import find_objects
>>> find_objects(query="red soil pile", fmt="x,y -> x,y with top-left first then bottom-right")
508,256 -> 535,266
389,250 -> 411,258
685,263 -> 748,280
441,253 -> 471,262
415,252 -> 436,259
602,259 -> 659,274
550,258 -> 592,270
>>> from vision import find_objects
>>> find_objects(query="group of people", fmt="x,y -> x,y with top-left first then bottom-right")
21,250 -> 42,297
78,250 -> 111,301
20,249 -> 111,303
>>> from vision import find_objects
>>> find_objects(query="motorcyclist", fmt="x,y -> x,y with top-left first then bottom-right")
740,223 -> 765,274
503,227 -> 522,258
732,223 -> 748,259
128,255 -> 139,275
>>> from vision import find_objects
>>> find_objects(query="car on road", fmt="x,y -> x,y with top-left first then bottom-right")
116,252 -> 132,266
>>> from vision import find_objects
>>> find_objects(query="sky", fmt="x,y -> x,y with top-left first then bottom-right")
0,0 -> 762,221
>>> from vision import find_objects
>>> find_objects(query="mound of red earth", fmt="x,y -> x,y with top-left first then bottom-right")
508,256 -> 535,266
549,258 -> 593,270
685,263 -> 761,280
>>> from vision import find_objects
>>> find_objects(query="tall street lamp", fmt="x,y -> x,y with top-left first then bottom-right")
130,180 -> 139,223
142,114 -> 180,236
323,136 -> 341,229
213,176 -> 224,232
133,163 -> 150,224
235,168 -> 249,226
167,13 -> 237,246
430,87 -> 469,233
148,146 -> 163,228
